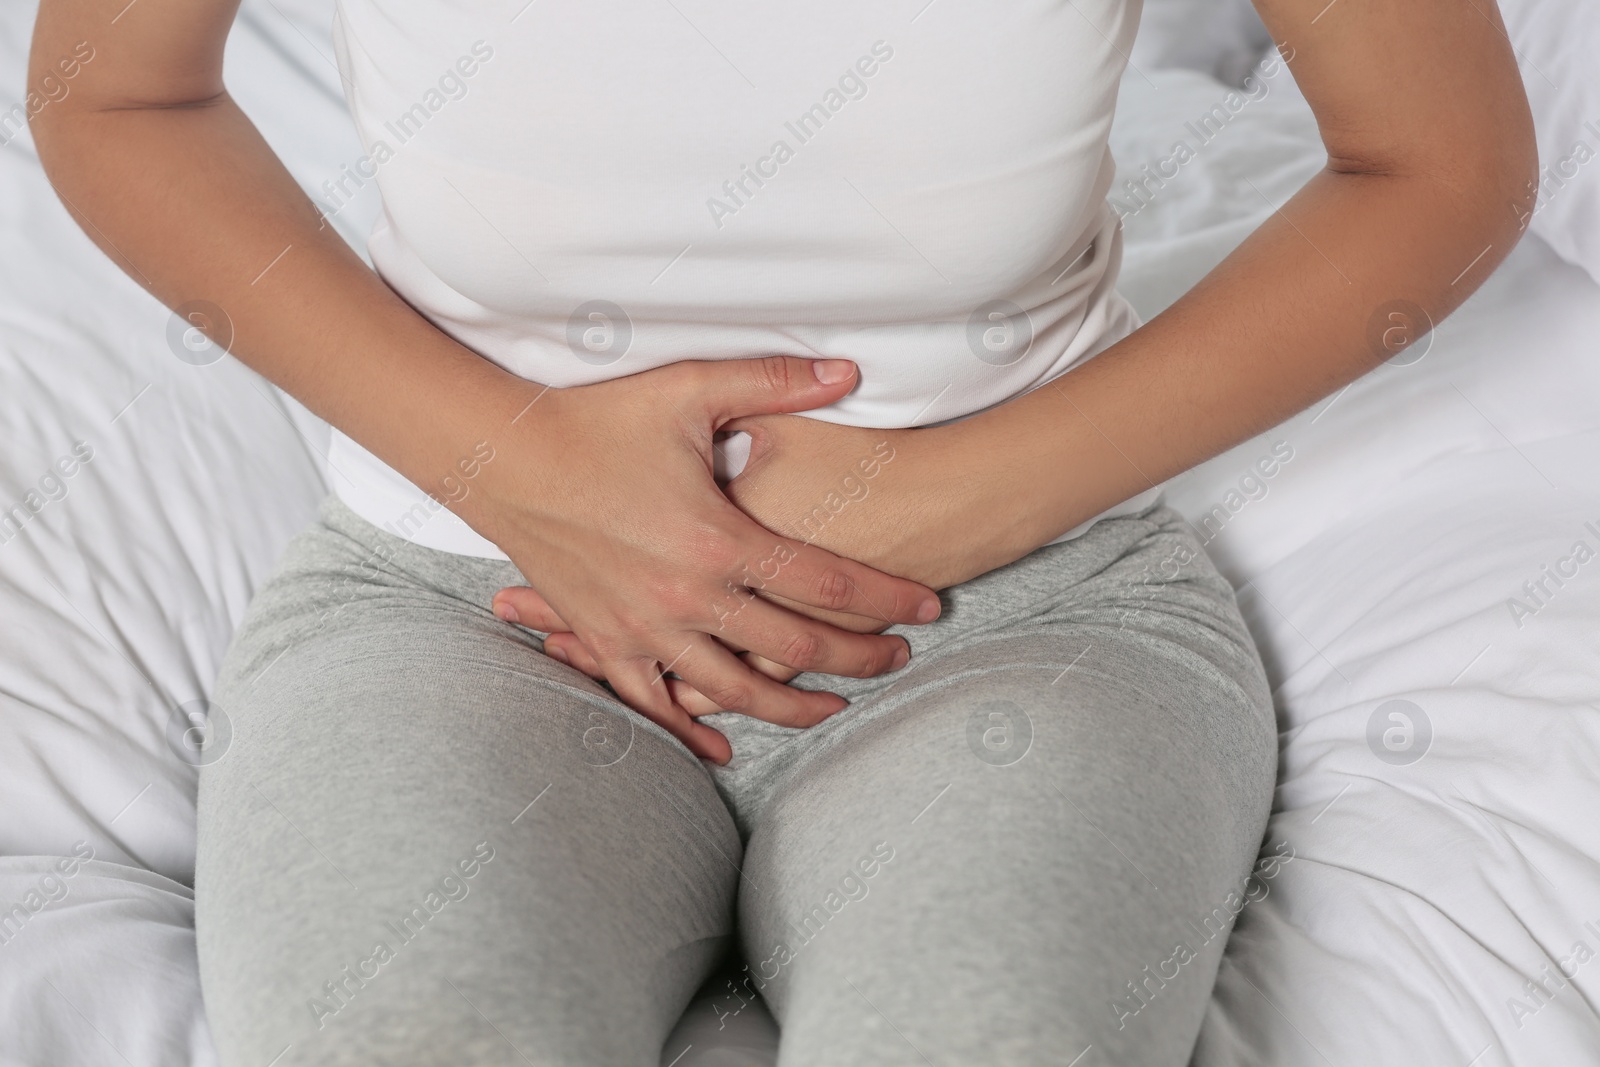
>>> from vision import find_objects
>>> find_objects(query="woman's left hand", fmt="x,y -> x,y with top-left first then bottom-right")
492,412 -> 1034,714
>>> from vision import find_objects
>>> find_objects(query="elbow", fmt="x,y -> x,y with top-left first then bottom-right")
1432,108 -> 1542,258
1459,124 -> 1541,269
1498,121 -> 1543,255
1438,127 -> 1541,291
1411,129 -> 1540,275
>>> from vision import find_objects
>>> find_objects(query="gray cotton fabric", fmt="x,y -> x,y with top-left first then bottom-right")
194,492 -> 1278,1066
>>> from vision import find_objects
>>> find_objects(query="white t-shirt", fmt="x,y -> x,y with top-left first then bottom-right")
325,0 -> 1161,558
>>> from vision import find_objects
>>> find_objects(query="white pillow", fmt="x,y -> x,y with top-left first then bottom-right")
1497,0 -> 1600,288
1129,0 -> 1274,88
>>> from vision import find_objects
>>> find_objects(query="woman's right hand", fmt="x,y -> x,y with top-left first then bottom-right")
468,356 -> 942,765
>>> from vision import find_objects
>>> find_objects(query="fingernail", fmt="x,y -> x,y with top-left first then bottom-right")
917,597 -> 941,623
545,645 -> 569,665
494,601 -> 519,624
891,643 -> 910,670
813,359 -> 854,384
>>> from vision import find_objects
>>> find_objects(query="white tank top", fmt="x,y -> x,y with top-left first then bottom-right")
325,0 -> 1161,558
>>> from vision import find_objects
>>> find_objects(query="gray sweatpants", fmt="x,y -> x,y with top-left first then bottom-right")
194,493 -> 1277,1067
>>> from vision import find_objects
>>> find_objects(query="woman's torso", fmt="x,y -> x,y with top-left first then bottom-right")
325,0 -> 1157,557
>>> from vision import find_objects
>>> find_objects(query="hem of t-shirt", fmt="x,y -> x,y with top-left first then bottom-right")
1043,484 -> 1165,545
328,427 -> 1163,561
324,263 -> 1161,560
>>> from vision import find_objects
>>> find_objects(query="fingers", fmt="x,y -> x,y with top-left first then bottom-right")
712,595 -> 911,679
665,633 -> 847,729
679,355 -> 860,425
742,651 -> 801,682
548,633 -> 805,720
540,631 -> 602,676
569,635 -> 841,756
491,586 -> 565,631
515,593 -> 853,734
740,538 -> 941,627
521,622 -> 735,764
549,630 -> 827,721
604,656 -> 733,765
673,653 -> 799,717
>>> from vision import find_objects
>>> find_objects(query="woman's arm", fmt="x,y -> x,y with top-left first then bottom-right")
725,0 -> 1539,587
509,0 -> 1538,704
28,0 -> 943,763
929,0 -> 1540,557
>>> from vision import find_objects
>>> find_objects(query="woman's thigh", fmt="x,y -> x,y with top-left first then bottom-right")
730,505 -> 1279,1066
195,500 -> 741,1067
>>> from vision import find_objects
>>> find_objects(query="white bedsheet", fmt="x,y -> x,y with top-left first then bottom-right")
2,3 -> 1598,1065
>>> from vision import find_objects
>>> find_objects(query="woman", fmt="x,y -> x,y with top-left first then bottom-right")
29,0 -> 1534,1063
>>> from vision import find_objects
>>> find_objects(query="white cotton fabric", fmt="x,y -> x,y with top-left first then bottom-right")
322,0 -> 1159,557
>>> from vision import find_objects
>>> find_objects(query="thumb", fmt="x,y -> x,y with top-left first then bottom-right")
689,355 -> 857,425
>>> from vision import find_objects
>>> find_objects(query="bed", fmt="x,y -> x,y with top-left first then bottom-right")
3,0 -> 1598,1063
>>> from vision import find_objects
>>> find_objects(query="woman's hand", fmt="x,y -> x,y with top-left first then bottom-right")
474,357 -> 943,764
720,412 -> 1027,593
494,410 -> 1034,715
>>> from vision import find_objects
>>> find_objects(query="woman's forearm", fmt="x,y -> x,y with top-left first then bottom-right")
673,147 -> 1536,696
721,156 -> 1535,611
949,161 -> 1535,555
27,6 -> 531,525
